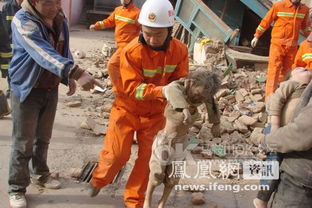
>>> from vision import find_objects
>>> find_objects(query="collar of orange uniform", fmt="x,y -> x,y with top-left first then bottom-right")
143,39 -> 173,58
124,2 -> 135,10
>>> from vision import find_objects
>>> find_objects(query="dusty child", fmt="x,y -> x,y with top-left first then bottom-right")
144,68 -> 221,208
254,67 -> 312,208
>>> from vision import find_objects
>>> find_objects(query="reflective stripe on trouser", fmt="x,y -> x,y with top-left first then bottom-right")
265,43 -> 297,98
107,48 -> 122,93
91,100 -> 165,208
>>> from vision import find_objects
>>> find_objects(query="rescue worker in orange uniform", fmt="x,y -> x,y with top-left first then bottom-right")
293,31 -> 312,70
251,0 -> 311,98
90,0 -> 140,92
88,0 -> 189,207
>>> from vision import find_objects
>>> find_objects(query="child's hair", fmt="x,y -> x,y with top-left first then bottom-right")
188,68 -> 221,95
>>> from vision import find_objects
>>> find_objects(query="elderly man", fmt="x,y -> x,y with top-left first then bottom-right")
8,0 -> 102,208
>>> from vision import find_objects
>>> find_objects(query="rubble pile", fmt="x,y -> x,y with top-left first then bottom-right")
190,39 -> 268,161
193,38 -> 227,69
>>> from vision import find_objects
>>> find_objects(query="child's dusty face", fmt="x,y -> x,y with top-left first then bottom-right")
291,67 -> 312,84
186,81 -> 207,103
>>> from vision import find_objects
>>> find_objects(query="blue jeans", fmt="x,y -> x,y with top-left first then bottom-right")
8,87 -> 58,193
257,152 -> 283,202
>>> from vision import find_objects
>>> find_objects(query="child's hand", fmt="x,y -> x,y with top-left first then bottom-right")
182,109 -> 192,124
211,123 -> 221,137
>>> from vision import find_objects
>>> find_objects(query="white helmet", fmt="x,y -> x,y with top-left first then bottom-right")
138,0 -> 175,28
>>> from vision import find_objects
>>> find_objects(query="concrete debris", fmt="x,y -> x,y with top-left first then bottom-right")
80,120 -> 91,130
248,102 -> 265,113
233,104 -> 252,116
191,192 -> 206,205
251,94 -> 264,102
69,168 -> 83,178
234,120 -> 249,134
235,90 -> 245,103
220,119 -> 235,134
201,150 -> 213,159
86,117 -> 107,136
215,88 -> 229,99
238,115 -> 258,126
66,100 -> 82,107
74,50 -> 86,59
191,146 -> 203,154
101,42 -> 117,58
193,39 -> 227,68
251,89 -> 262,95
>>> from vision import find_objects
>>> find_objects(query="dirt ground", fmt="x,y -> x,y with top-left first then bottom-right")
0,25 -> 259,208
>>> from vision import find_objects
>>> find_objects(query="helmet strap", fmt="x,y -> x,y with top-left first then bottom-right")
139,27 -> 173,51
292,0 -> 301,7
122,0 -> 133,8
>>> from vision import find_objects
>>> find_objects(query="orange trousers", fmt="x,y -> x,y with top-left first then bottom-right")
107,48 -> 122,93
265,43 -> 298,98
91,100 -> 165,208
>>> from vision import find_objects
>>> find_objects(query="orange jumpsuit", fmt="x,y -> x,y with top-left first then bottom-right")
293,39 -> 312,70
91,37 -> 189,208
253,0 -> 310,98
94,3 -> 141,92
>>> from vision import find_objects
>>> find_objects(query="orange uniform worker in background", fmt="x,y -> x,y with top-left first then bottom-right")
251,0 -> 311,98
88,0 -> 189,207
90,0 -> 140,92
293,31 -> 312,70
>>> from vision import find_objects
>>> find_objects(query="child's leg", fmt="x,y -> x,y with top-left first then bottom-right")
257,152 -> 283,202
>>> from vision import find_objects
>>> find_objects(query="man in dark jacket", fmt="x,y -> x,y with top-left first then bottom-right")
1,0 -> 23,98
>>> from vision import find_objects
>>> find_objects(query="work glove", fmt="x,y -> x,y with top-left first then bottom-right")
77,71 -> 103,91
251,37 -> 258,48
66,78 -> 76,96
182,108 -> 192,124
211,123 -> 221,137
89,24 -> 95,31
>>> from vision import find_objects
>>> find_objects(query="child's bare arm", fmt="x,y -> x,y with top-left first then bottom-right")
205,97 -> 221,137
270,115 -> 280,132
